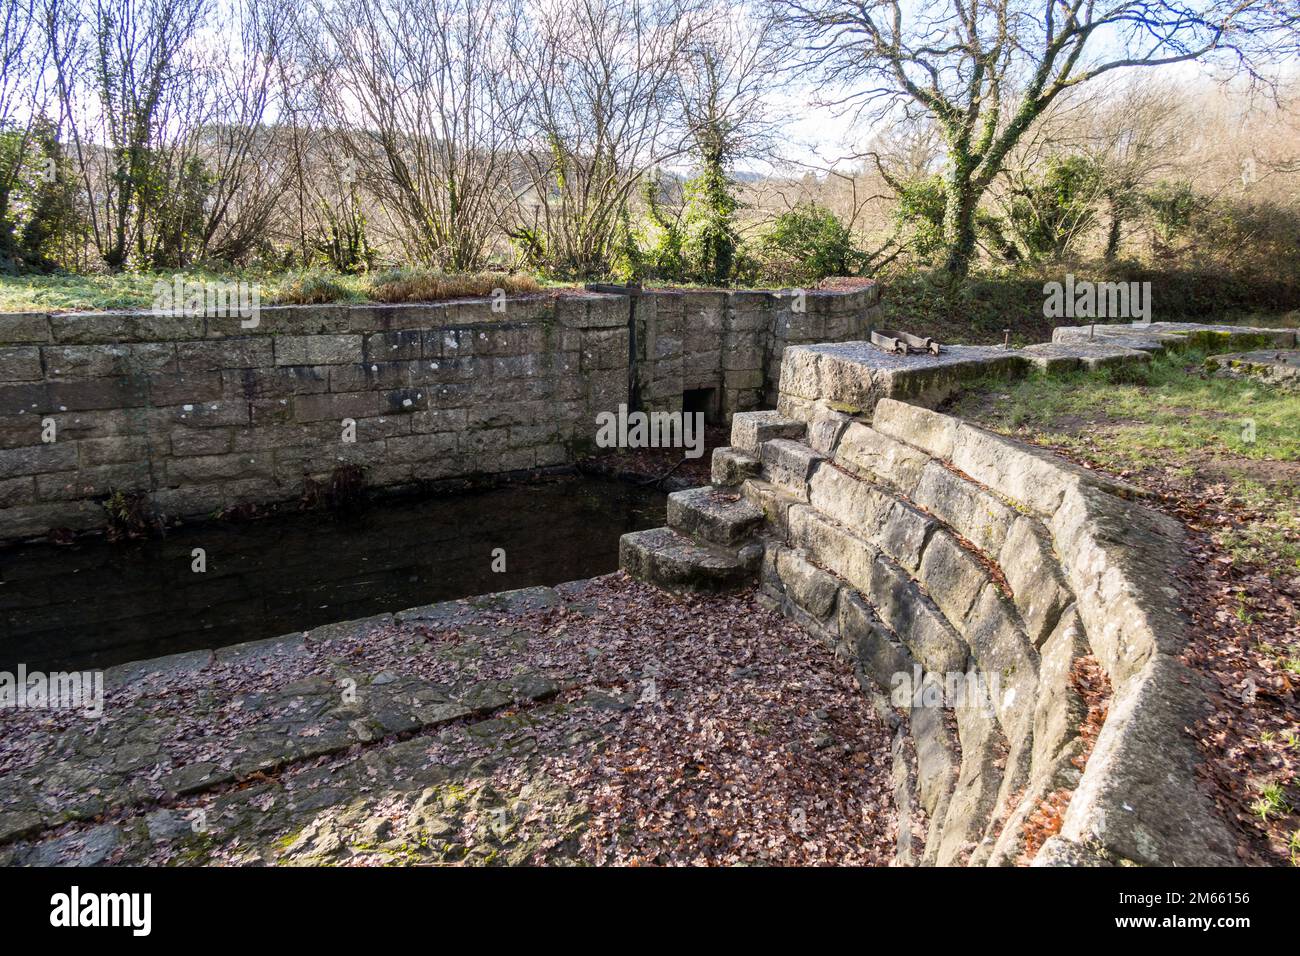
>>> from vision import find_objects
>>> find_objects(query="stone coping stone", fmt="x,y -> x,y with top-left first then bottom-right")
1052,321 -> 1297,351
1017,341 -> 1150,372
1,286 -> 880,345
1205,348 -> 1300,387
779,342 -> 1027,415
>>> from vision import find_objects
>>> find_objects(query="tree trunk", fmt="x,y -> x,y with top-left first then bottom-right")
941,164 -> 979,279
1104,194 -> 1123,261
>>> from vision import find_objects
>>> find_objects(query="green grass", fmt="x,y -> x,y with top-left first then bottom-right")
0,267 -> 548,312
0,270 -> 238,312
0,268 -> 346,312
951,346 -> 1300,573
955,346 -> 1300,462
1252,782 -> 1293,822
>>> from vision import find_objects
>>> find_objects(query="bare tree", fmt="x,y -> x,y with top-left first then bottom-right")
189,0 -> 294,263
0,0 -> 54,270
676,2 -> 787,167
51,0 -> 213,270
0,0 -> 45,137
303,0 -> 525,270
1079,83 -> 1189,259
780,0 -> 1279,277
506,0 -> 695,277
669,1 -> 788,281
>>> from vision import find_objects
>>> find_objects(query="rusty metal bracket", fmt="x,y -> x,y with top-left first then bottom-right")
870,328 -> 942,356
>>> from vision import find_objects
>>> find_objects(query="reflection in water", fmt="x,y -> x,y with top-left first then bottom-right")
0,476 -> 666,672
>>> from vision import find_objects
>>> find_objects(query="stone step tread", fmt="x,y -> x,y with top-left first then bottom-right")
710,446 -> 760,487
759,437 -> 823,495
731,410 -> 807,454
1018,342 -> 1150,372
667,486 -> 764,546
619,526 -> 759,593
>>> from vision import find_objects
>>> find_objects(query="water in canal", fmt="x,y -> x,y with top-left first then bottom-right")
0,476 -> 666,672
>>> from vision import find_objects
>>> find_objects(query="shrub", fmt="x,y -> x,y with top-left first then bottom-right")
636,173 -> 687,282
102,490 -> 161,541
1181,195 -> 1300,284
365,268 -> 540,303
752,203 -> 864,286
681,164 -> 741,286
0,119 -> 83,274
309,194 -> 376,275
272,268 -> 360,305
892,175 -> 948,261
1143,180 -> 1199,247
1004,155 -> 1100,261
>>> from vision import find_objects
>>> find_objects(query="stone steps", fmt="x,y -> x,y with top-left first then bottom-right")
620,409 -> 814,592
759,438 -> 822,497
619,526 -> 761,593
666,486 -> 764,546
710,446 -> 760,486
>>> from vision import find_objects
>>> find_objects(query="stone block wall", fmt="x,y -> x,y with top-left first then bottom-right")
726,399 -> 1236,866
0,284 -> 881,543
632,284 -> 881,416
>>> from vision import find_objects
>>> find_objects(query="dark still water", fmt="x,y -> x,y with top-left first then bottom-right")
0,476 -> 666,673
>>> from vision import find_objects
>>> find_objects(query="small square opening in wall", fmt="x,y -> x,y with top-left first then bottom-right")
682,387 -> 720,424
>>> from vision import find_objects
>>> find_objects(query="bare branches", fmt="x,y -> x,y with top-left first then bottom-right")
504,0 -> 696,275
301,0 -> 526,270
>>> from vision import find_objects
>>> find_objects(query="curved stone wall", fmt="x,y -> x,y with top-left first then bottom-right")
740,399 -> 1236,865
622,381 -> 1242,864
621,320 -> 1300,865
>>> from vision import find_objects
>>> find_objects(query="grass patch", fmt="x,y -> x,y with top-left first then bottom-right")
269,268 -> 369,305
0,267 -> 546,312
0,269 -> 263,312
954,345 -> 1300,461
365,268 -> 539,304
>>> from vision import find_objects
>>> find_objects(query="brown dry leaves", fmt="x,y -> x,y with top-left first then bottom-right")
1018,656 -> 1111,863
488,576 -> 899,865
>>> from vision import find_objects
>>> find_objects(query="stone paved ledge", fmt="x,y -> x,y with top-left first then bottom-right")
1017,342 -> 1150,372
1051,320 -> 1297,351
0,576 -> 897,866
1205,348 -> 1300,388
